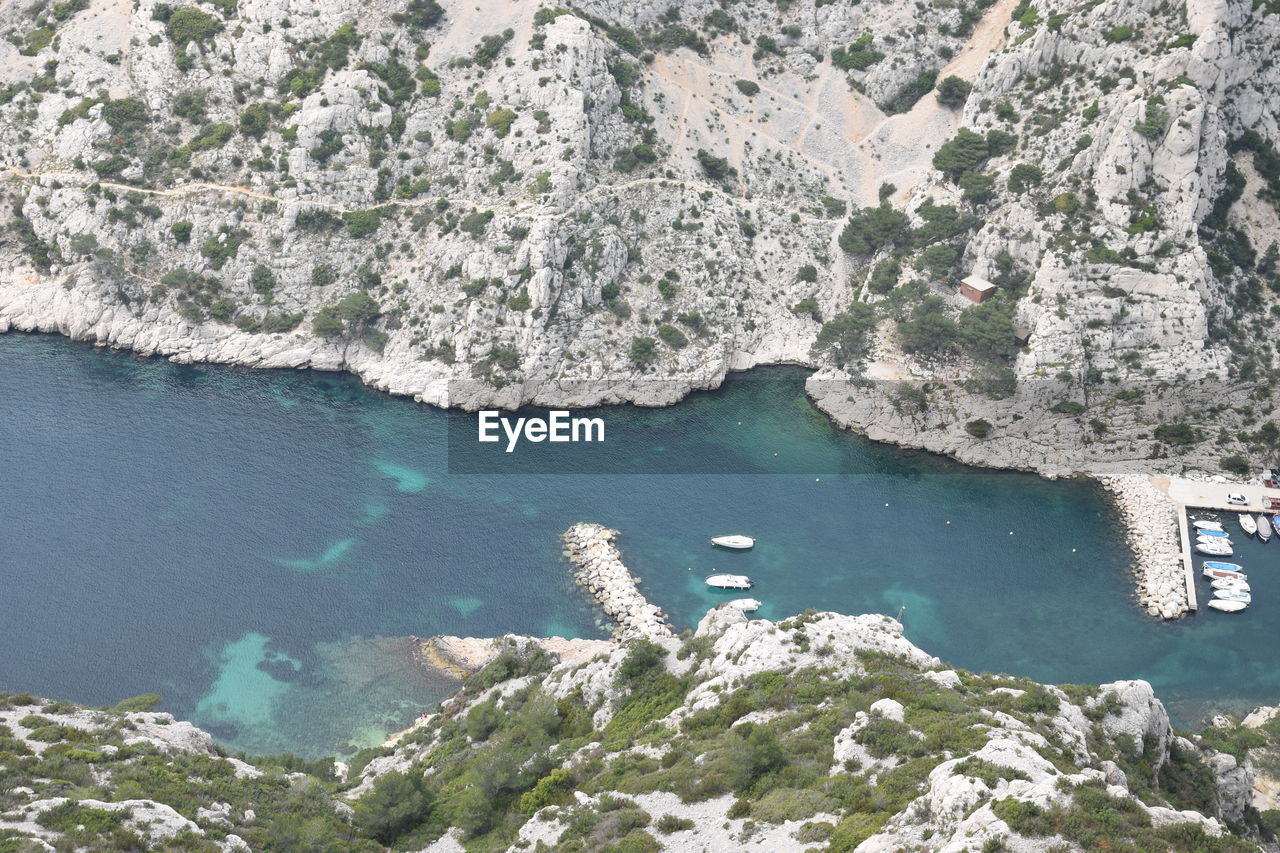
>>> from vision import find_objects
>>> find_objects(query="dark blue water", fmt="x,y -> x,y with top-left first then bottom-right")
1,333 -> 1276,756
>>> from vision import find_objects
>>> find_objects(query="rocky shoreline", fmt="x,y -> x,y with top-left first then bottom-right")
562,523 -> 675,641
1097,475 -> 1189,619
0,326 -> 1202,621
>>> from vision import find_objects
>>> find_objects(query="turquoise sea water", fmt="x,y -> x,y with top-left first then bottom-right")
2,333 -> 1278,757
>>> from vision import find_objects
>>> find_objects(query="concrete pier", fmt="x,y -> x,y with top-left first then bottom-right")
1174,510 -> 1197,612
563,523 -> 674,641
1158,476 -> 1280,614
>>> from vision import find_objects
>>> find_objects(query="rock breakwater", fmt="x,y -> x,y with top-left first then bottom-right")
1099,474 -> 1188,619
563,523 -> 674,641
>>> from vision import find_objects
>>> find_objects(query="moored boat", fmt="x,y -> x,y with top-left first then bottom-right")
1202,566 -> 1247,580
710,535 -> 756,550
1204,561 -> 1244,573
1240,513 -> 1258,536
1197,528 -> 1230,538
1208,599 -> 1248,613
1211,578 -> 1251,592
1213,589 -> 1252,603
1196,542 -> 1233,556
705,574 -> 753,589
1272,515 -> 1280,537
1197,535 -> 1232,547
1259,516 -> 1272,542
1193,520 -> 1225,531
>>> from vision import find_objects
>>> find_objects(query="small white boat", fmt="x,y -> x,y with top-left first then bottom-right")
710,535 -> 756,550
1259,516 -> 1272,542
1208,599 -> 1248,613
1213,589 -> 1251,604
1196,542 -> 1233,556
705,574 -> 753,590
1211,578 -> 1250,592
726,598 -> 761,612
1240,514 -> 1258,536
1197,535 -> 1232,546
1194,520 -> 1224,531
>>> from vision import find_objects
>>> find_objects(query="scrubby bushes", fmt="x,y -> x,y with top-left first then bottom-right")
935,75 -> 972,106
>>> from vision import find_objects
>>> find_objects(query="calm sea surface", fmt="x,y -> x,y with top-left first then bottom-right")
2,333 -> 1276,757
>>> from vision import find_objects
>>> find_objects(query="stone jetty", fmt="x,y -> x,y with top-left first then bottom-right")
1098,474 -> 1188,619
563,523 -> 675,641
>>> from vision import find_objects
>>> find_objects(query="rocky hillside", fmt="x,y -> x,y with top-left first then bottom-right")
5,608 -> 1280,851
2,0 -> 1279,473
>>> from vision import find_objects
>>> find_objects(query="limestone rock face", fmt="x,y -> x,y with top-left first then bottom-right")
1,0 -> 1272,482
353,608 -> 1273,850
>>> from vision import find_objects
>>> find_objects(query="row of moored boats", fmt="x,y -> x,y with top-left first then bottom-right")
703,535 -> 761,611
1194,513 -> 1267,613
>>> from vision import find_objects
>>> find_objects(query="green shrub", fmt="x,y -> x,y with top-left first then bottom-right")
839,204 -> 908,254
344,209 -> 380,238
811,303 -> 878,367
1051,400 -> 1086,415
1104,25 -> 1134,43
101,98 -> 150,132
1135,99 -> 1168,140
936,75 -> 972,106
734,79 -> 760,96
1220,455 -> 1250,477
392,0 -> 445,29
933,128 -> 989,180
170,220 -> 193,243
507,289 -> 531,310
791,298 -> 821,320
166,7 -> 222,47
520,767 -> 574,814
238,102 -> 271,138
486,108 -> 517,137
696,149 -> 734,182
312,306 -> 344,338
630,336 -> 657,364
751,787 -> 834,824
832,34 -> 884,71
459,210 -> 494,237
112,693 -> 162,712
353,769 -> 433,844
880,70 -> 936,114
1007,163 -> 1043,194
657,324 -> 688,348
952,757 -> 1031,786
1154,423 -> 1199,445
655,814 -> 695,833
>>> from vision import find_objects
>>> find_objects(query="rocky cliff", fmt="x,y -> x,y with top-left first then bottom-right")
5,609 -> 1274,851
3,0 -> 1279,474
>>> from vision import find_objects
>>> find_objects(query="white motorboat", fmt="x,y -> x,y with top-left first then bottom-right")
1240,513 -> 1258,536
1213,589 -> 1252,604
1211,578 -> 1250,592
1196,542 -> 1233,556
726,598 -> 761,612
705,574 -> 753,590
1208,599 -> 1248,613
1259,516 -> 1272,542
710,535 -> 756,550
1193,520 -> 1224,532
1197,535 -> 1232,547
